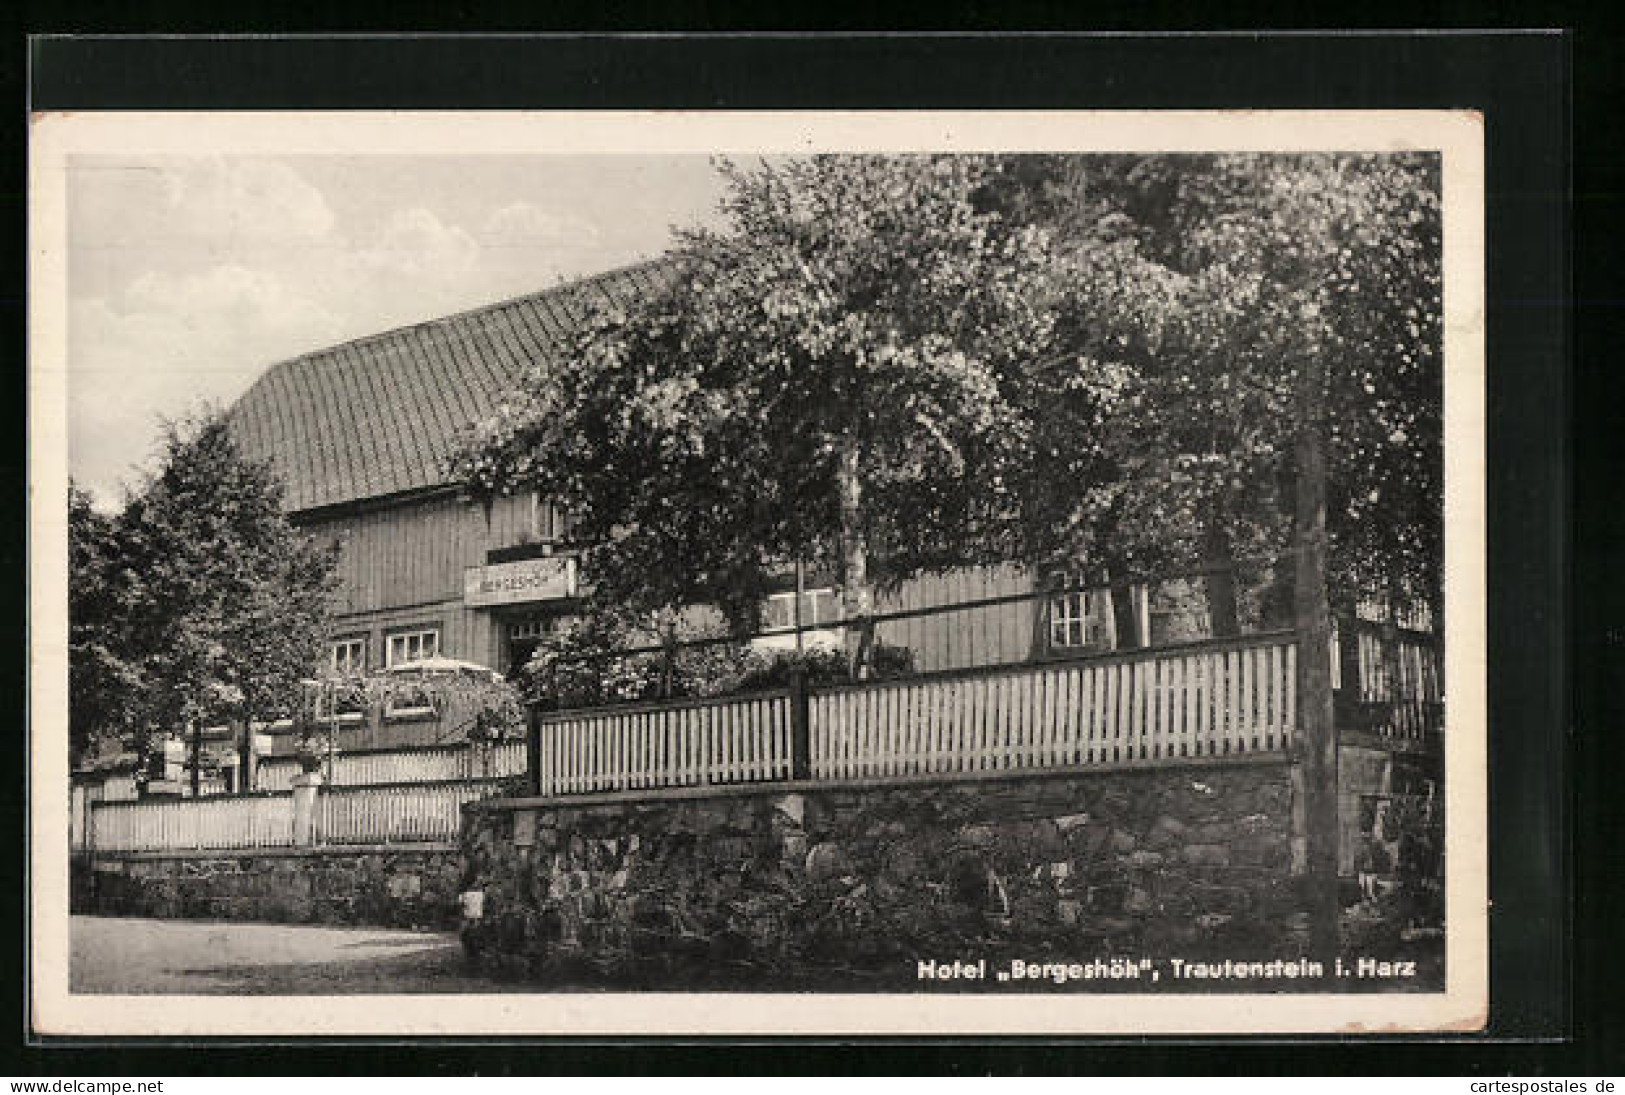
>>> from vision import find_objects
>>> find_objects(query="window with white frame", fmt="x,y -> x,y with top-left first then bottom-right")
1049,589 -> 1110,650
762,588 -> 841,633
526,491 -> 572,545
386,627 -> 440,668
330,637 -> 367,676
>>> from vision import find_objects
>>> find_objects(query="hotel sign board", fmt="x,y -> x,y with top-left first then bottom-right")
464,556 -> 577,607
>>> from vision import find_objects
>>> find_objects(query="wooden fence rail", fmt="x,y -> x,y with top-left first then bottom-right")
256,740 -> 526,793
81,628 -> 1439,853
316,779 -> 510,845
809,633 -> 1298,780
535,690 -> 795,796
1333,621 -> 1443,742
88,793 -> 296,853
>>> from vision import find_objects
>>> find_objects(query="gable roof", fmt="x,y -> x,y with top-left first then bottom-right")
229,260 -> 673,514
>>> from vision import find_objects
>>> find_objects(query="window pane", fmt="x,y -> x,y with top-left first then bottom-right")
762,596 -> 788,631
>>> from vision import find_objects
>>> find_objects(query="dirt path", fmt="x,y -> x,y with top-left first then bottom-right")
70,915 -> 532,994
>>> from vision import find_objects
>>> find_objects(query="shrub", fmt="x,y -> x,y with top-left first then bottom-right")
522,618 -> 915,710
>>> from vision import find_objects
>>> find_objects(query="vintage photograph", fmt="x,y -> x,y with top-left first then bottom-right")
30,111 -> 1485,1035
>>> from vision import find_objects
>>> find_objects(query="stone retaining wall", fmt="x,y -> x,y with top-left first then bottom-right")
460,759 -> 1318,988
73,843 -> 464,930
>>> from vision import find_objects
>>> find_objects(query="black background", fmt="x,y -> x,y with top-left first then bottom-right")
9,24 -> 1601,1077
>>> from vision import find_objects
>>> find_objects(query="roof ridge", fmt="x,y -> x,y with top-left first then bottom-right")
264,255 -> 672,374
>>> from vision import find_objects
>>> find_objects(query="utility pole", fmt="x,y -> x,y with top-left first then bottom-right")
1293,341 -> 1341,960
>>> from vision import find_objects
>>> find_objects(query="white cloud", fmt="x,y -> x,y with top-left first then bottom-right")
359,207 -> 478,281
160,157 -> 336,244
68,265 -> 345,500
71,157 -> 336,253
122,264 -> 338,338
480,201 -> 601,246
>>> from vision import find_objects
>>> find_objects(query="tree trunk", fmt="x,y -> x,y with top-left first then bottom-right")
189,719 -> 202,797
835,436 -> 873,677
1106,557 -> 1142,651
1203,521 -> 1240,639
1292,348 -> 1341,960
238,717 -> 257,794
1029,572 -> 1053,660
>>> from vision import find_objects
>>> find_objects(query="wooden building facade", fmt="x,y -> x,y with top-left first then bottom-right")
227,261 -> 1169,751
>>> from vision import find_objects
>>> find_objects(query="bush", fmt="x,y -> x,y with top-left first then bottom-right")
523,620 -> 915,710
731,642 -> 914,692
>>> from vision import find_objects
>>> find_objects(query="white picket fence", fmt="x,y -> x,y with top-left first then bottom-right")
85,778 -> 511,853
88,793 -> 297,853
1332,621 -> 1443,742
80,628 -> 1437,852
316,779 -> 510,844
810,633 -> 1298,780
535,690 -> 795,796
256,740 -> 525,792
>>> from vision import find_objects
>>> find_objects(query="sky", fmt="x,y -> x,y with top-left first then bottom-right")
66,153 -> 731,504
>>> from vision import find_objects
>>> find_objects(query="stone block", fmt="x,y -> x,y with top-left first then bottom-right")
1054,811 -> 1091,832
1144,815 -> 1188,850
387,873 -> 422,900
1065,822 -> 1111,859
805,842 -> 852,882
1181,844 -> 1232,868
957,824 -> 997,849
881,844 -> 928,885
1023,820 -> 1066,862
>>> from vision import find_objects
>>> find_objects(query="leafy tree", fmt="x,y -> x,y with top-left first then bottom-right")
989,152 -> 1442,953
81,412 -> 340,781
67,484 -> 142,766
454,156 -> 1056,648
990,153 -> 1443,626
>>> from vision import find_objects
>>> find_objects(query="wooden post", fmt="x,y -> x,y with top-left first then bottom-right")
789,668 -> 811,781
290,771 -> 323,846
1107,562 -> 1141,651
69,782 -> 86,852
1029,574 -> 1052,661
1293,344 -> 1341,960
794,557 -> 806,655
661,622 -> 678,699
238,718 -> 257,794
189,720 -> 202,798
525,704 -> 542,797
854,615 -> 876,681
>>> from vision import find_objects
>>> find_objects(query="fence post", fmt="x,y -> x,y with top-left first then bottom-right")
526,704 -> 542,797
70,782 -> 86,852
790,669 -> 811,781
290,771 -> 323,846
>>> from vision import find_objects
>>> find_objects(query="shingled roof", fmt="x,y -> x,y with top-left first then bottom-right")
230,259 -> 673,513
